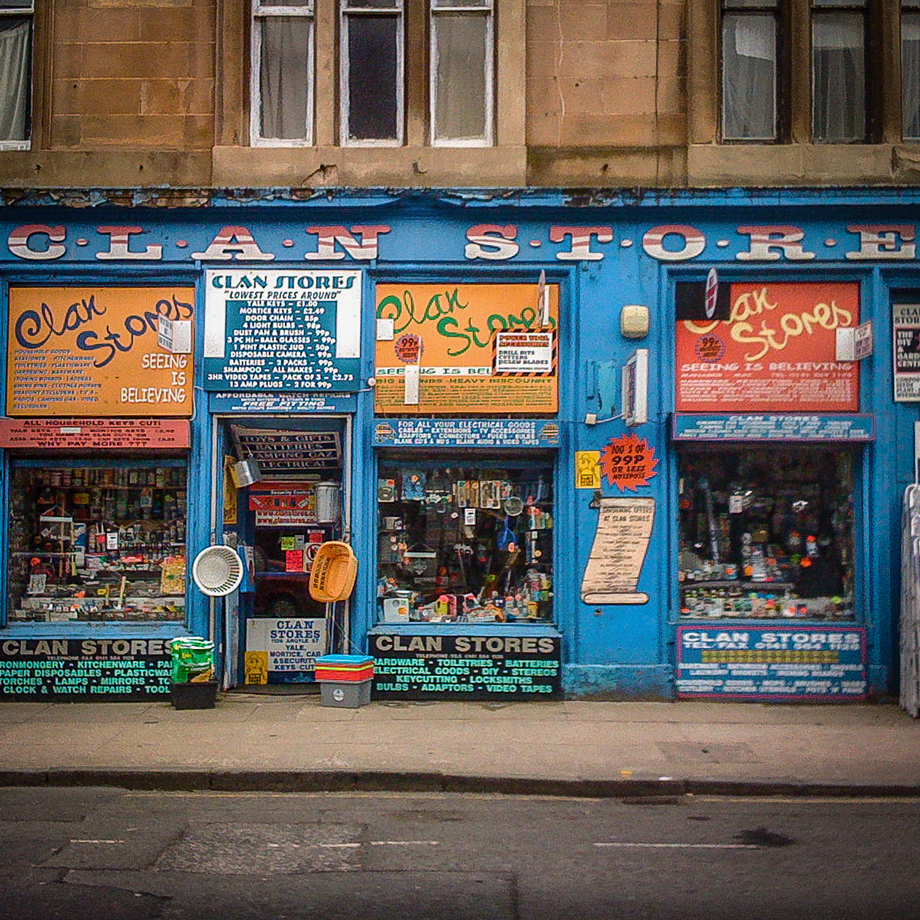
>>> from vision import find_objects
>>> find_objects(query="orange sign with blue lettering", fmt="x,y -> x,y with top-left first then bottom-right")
7,286 -> 195,417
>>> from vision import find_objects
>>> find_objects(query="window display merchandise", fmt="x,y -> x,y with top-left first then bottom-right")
8,462 -> 188,622
377,461 -> 554,624
677,447 -> 854,620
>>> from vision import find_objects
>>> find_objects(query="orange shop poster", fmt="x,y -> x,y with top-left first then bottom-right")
675,282 -> 859,412
374,283 -> 559,414
600,433 -> 659,492
7,287 -> 195,418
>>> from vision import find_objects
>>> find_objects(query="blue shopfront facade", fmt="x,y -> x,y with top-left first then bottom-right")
0,188 -> 914,701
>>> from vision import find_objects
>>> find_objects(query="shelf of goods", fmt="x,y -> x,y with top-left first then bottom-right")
9,468 -> 187,623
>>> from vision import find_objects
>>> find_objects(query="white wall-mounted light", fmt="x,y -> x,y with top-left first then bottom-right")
620,304 -> 650,339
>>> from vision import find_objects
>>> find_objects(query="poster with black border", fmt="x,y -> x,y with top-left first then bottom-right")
893,303 -> 920,401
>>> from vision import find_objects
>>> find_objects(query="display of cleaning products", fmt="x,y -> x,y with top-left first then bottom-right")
677,447 -> 855,621
376,462 -> 554,624
7,463 -> 188,623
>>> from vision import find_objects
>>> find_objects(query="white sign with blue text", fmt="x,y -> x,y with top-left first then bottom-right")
245,618 -> 327,673
203,270 -> 362,391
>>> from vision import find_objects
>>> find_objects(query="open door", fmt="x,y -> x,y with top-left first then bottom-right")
223,418 -> 348,686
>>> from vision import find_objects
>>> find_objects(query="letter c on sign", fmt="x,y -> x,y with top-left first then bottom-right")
9,225 -> 67,261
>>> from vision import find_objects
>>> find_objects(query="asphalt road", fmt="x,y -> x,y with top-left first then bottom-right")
1,787 -> 918,919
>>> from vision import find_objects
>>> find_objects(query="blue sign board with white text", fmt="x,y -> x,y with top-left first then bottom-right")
672,414 -> 875,442
209,392 -> 357,414
677,626 -> 867,700
372,418 -> 560,448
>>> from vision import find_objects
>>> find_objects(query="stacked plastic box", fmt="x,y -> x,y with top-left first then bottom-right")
315,655 -> 374,708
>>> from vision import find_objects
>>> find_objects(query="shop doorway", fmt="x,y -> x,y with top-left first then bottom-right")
221,418 -> 348,686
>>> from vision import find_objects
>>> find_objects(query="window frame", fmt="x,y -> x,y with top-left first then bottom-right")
0,0 -> 33,151
230,0 -> 524,172
375,453 -> 557,627
714,0 -> 892,146
429,0 -> 495,147
811,0 -> 870,144
339,0 -> 405,148
5,458 -> 189,628
720,0 -> 783,143
903,0 -> 920,139
250,0 -> 316,148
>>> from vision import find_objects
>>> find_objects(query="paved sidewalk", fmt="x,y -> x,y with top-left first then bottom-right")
0,692 -> 918,796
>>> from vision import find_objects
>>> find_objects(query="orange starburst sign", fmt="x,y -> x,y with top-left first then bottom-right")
600,433 -> 659,492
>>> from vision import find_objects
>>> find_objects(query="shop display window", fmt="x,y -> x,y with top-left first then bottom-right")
677,446 -> 855,620
377,458 -> 554,624
7,461 -> 188,623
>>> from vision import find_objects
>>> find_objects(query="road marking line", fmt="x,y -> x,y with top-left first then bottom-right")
70,839 -> 125,845
370,841 -> 440,846
594,843 -> 760,849
316,841 -> 441,848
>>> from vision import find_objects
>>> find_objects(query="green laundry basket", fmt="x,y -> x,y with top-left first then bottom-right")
169,637 -> 215,684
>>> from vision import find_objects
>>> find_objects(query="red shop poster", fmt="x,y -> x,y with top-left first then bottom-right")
675,282 -> 860,412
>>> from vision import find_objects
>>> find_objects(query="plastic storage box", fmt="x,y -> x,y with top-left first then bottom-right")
315,654 -> 374,682
169,680 -> 217,709
315,655 -> 374,708
320,679 -> 372,708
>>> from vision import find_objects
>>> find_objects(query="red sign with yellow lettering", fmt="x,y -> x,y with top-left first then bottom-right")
675,282 -> 859,412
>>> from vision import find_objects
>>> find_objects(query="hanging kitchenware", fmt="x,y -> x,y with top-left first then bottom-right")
192,545 -> 245,597
314,481 -> 341,524
309,541 -> 358,602
230,458 -> 261,488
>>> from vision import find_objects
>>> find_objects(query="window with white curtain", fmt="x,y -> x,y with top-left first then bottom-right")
430,0 -> 493,145
249,0 -> 500,148
904,0 -> 920,139
721,0 -> 779,141
251,0 -> 314,146
709,0 -> 920,149
812,0 -> 866,143
0,0 -> 32,148
340,0 -> 403,145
